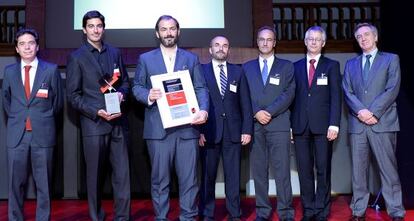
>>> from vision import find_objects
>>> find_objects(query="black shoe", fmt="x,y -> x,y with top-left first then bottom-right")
255,216 -> 268,221
301,215 -> 315,221
392,217 -> 404,221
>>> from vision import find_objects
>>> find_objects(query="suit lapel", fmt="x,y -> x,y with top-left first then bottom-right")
82,45 -> 105,77
310,56 -> 327,89
29,60 -> 48,102
365,51 -> 383,88
174,48 -> 189,72
253,58 -> 266,89
153,48 -> 168,74
205,63 -> 221,100
12,64 -> 27,103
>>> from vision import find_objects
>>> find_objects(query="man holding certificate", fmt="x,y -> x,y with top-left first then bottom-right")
66,10 -> 131,221
133,15 -> 209,221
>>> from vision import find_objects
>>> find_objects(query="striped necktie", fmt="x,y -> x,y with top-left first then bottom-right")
219,64 -> 227,98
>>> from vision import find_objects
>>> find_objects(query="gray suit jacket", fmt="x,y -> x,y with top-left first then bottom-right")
242,56 -> 295,131
132,48 -> 209,139
2,59 -> 63,148
342,51 -> 400,133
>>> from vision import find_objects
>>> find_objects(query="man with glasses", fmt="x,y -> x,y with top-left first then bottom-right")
242,26 -> 295,221
291,26 -> 342,221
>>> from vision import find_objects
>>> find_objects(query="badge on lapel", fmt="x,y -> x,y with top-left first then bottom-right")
36,83 -> 49,98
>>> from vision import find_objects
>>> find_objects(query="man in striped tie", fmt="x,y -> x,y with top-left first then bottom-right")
198,35 -> 253,221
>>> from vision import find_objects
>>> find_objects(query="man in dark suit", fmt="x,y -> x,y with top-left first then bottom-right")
291,26 -> 342,221
132,15 -> 209,221
242,26 -> 295,221
2,28 -> 63,221
343,23 -> 405,221
66,11 -> 130,221
198,36 -> 253,221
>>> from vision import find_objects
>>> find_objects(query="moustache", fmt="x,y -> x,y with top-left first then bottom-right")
164,35 -> 175,39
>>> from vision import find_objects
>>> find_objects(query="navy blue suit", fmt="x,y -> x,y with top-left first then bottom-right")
2,59 -> 63,221
291,56 -> 341,219
199,62 -> 252,220
133,47 -> 208,220
242,56 -> 295,220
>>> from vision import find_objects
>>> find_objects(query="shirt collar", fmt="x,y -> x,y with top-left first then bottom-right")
306,53 -> 322,63
212,60 -> 227,69
85,41 -> 107,52
21,57 -> 39,70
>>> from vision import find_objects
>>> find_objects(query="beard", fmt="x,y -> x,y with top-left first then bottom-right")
159,35 -> 178,48
212,50 -> 228,61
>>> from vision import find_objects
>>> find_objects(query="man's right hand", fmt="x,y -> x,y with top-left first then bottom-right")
149,88 -> 162,102
255,110 -> 272,125
97,109 -> 121,121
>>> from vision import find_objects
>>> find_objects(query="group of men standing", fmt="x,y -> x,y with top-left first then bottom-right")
1,9 -> 405,221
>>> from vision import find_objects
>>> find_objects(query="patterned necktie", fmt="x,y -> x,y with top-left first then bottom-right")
308,59 -> 316,87
262,59 -> 268,85
363,54 -> 372,83
24,65 -> 32,131
219,64 -> 227,98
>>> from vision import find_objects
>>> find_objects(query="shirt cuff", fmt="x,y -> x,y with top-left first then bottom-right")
328,125 -> 339,132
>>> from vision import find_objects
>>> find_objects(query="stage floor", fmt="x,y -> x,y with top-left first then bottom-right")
0,195 -> 412,220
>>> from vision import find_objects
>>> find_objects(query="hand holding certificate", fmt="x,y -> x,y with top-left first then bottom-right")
150,70 -> 200,128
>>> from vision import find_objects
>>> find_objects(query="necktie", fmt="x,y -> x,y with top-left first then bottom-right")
24,65 -> 32,131
219,64 -> 227,98
308,59 -> 316,87
262,59 -> 268,85
363,54 -> 372,83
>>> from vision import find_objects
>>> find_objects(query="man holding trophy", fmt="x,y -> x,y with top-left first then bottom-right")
66,10 -> 131,221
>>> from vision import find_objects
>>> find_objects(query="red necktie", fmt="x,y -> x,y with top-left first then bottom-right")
308,59 -> 316,88
24,65 -> 32,131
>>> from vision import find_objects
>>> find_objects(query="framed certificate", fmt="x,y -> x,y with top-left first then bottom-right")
150,70 -> 200,128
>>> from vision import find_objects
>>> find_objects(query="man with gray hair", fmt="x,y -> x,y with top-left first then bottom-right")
342,23 -> 405,221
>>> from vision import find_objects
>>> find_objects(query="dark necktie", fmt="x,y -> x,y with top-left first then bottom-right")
219,64 -> 227,98
24,65 -> 32,131
262,59 -> 268,85
363,54 -> 372,83
308,59 -> 316,87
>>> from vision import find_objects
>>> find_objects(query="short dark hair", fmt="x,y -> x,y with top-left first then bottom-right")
155,15 -> 179,31
15,28 -> 39,46
82,10 -> 105,29
257,25 -> 276,39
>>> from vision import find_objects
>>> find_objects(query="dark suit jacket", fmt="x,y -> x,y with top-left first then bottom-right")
342,51 -> 400,133
201,62 -> 253,144
132,48 -> 209,139
242,56 -> 295,131
291,56 -> 342,134
66,43 -> 129,136
2,59 -> 63,148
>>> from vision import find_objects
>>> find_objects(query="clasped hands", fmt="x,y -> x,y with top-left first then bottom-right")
357,109 -> 378,125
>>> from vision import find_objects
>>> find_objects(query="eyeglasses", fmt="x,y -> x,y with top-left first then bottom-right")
306,38 -> 323,42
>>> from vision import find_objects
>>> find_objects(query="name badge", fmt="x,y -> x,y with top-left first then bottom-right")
230,82 -> 237,93
269,74 -> 280,85
36,89 -> 48,98
317,73 -> 328,85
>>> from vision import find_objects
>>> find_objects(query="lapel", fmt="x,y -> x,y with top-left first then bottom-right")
253,58 -> 265,90
11,63 -> 27,103
153,48 -> 168,74
365,51 -> 383,88
354,55 -> 365,88
298,58 -> 309,90
310,56 -> 327,89
174,48 -> 188,72
267,55 -> 281,87
82,45 -> 105,77
205,62 -> 222,101
29,59 -> 48,102
225,64 -> 235,98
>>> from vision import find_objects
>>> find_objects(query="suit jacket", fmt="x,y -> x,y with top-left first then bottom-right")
66,43 -> 130,136
242,56 -> 295,131
291,56 -> 342,134
2,59 -> 63,148
342,51 -> 400,133
201,62 -> 253,144
132,48 -> 209,139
